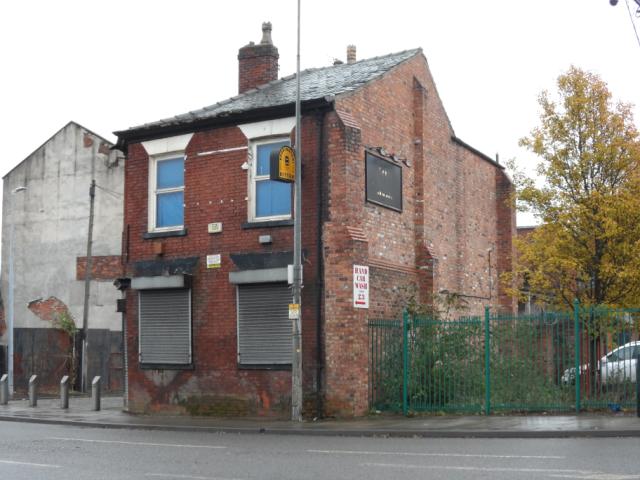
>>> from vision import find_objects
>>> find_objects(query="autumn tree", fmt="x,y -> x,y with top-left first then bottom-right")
509,66 -> 640,309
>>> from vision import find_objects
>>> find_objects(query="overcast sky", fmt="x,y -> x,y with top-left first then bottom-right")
1,0 -> 639,227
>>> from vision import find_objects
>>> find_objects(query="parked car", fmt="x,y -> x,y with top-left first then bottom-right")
600,341 -> 640,385
561,364 -> 588,385
561,341 -> 640,385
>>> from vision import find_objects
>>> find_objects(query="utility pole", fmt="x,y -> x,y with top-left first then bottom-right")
7,186 -> 27,395
81,179 -> 96,393
291,0 -> 303,422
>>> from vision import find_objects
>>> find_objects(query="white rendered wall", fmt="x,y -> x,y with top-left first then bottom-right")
1,122 -> 123,336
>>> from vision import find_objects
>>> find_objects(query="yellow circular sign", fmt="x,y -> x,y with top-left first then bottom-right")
278,146 -> 295,181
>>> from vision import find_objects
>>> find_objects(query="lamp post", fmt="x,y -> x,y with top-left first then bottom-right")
291,0 -> 303,422
7,185 -> 27,395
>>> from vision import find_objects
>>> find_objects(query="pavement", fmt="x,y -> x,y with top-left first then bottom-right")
1,395 -> 640,438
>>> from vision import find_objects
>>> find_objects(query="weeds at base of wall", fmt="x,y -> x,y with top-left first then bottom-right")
53,311 -> 79,390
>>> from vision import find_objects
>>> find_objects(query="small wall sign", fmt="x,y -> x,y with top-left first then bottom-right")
289,303 -> 300,319
206,254 -> 221,269
208,222 -> 223,234
353,264 -> 369,309
269,146 -> 296,182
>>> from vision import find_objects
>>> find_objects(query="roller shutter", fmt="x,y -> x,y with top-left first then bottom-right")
139,288 -> 191,365
237,283 -> 291,365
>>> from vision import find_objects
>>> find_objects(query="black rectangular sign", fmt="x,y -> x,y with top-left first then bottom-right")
365,152 -> 402,211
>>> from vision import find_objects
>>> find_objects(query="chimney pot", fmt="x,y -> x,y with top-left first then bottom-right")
261,22 -> 273,45
347,45 -> 356,64
238,22 -> 279,94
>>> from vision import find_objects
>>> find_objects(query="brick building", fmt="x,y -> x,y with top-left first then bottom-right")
114,23 -> 516,417
1,121 -> 124,394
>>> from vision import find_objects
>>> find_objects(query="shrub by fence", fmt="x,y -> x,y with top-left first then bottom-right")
369,304 -> 640,414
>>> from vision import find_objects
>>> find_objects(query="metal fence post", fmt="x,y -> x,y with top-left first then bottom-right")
402,310 -> 409,416
28,375 -> 37,407
574,299 -> 581,413
60,375 -> 69,409
0,374 -> 8,405
484,306 -> 491,416
92,376 -> 101,411
636,353 -> 640,418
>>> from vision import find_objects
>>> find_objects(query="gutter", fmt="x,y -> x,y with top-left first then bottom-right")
114,98 -> 334,152
451,135 -> 504,170
315,110 -> 326,418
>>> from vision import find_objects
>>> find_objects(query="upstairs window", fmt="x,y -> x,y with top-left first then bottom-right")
150,155 -> 184,231
250,140 -> 292,221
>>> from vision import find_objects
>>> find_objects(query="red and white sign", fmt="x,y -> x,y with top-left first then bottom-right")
353,265 -> 369,309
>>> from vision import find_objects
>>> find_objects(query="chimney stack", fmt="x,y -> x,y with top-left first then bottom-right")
238,22 -> 279,94
346,45 -> 356,64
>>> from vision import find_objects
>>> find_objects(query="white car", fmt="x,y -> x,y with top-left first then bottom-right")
561,341 -> 640,385
561,364 -> 588,385
600,341 -> 640,385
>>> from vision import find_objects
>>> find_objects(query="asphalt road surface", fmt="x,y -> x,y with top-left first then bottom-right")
1,421 -> 639,480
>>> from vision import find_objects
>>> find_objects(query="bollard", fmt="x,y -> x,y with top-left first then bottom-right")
91,376 -> 101,411
28,375 -> 37,407
0,374 -> 8,405
60,375 -> 69,409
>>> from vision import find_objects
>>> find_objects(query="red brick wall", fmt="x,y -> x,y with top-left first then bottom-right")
76,255 -> 123,281
122,53 -> 516,418
124,116 -> 322,417
495,169 -> 517,313
320,54 -> 516,415
27,296 -> 72,324
238,43 -> 279,94
333,54 -> 515,314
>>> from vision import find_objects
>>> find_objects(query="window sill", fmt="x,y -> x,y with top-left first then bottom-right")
143,228 -> 188,239
238,363 -> 292,371
241,220 -> 293,229
140,363 -> 194,370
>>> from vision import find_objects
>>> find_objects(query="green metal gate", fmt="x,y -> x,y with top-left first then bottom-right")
369,303 -> 640,414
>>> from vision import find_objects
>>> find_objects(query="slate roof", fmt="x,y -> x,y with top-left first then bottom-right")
117,48 -> 421,136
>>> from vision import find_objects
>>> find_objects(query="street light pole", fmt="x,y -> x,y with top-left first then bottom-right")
7,186 -> 26,395
291,0 -> 303,422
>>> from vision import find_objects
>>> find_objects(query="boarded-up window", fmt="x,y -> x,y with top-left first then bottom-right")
139,288 -> 191,365
237,283 -> 291,365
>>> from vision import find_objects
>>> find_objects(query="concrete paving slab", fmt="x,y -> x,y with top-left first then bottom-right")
1,395 -> 639,438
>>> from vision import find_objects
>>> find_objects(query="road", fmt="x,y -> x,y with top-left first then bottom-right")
0,421 -> 639,479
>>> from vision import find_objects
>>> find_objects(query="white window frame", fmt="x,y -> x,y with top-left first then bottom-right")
148,152 -> 185,232
247,138 -> 292,223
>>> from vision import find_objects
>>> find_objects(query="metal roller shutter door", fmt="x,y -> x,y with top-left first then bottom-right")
237,283 -> 291,364
139,289 -> 191,365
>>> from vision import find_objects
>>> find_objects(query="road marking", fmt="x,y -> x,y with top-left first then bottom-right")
146,474 -> 243,480
308,449 -> 565,459
550,475 -> 640,480
0,459 -> 61,468
48,437 -> 226,449
362,462 -> 595,475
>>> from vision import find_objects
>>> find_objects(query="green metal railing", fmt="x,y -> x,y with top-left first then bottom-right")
576,305 -> 640,410
369,303 -> 640,415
